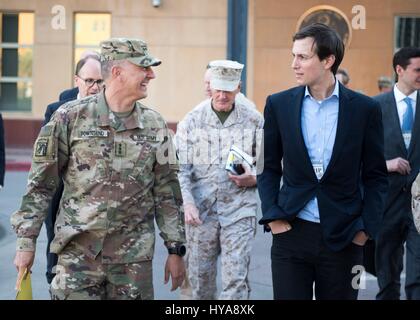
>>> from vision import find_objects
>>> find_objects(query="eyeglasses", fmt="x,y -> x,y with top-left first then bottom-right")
77,76 -> 104,88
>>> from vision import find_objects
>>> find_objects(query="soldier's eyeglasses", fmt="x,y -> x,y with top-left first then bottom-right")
78,76 -> 104,88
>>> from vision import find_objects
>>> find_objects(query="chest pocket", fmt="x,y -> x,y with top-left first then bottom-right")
125,132 -> 163,184
72,128 -> 110,150
68,129 -> 111,182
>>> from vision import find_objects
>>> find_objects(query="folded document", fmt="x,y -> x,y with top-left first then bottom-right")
225,145 -> 254,175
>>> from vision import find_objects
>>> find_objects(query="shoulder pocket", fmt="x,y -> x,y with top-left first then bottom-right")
33,124 -> 56,162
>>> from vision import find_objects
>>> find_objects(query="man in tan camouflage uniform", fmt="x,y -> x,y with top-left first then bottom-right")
176,60 -> 263,300
204,65 -> 256,109
11,38 -> 186,300
411,176 -> 420,234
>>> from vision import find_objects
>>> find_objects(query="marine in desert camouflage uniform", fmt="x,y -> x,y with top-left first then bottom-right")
11,38 -> 186,300
411,174 -> 420,234
176,60 -> 264,300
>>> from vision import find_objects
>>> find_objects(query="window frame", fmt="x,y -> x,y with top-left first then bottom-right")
394,15 -> 420,52
0,11 -> 34,113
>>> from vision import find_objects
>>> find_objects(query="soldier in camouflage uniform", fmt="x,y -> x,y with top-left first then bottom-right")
11,38 -> 186,300
176,60 -> 264,300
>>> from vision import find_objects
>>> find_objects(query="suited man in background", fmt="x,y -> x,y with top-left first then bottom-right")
257,23 -> 388,300
43,55 -> 102,125
336,68 -> 350,88
56,51 -> 100,102
43,54 -> 103,284
0,113 -> 5,190
373,47 -> 420,300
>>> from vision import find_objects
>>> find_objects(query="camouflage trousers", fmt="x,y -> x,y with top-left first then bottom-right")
50,243 -> 154,300
180,214 -> 256,300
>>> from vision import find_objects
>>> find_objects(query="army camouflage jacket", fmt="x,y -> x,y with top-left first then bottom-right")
175,99 -> 264,227
11,91 -> 185,264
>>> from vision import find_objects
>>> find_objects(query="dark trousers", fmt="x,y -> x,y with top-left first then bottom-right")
45,183 -> 64,284
271,218 -> 363,300
375,196 -> 420,300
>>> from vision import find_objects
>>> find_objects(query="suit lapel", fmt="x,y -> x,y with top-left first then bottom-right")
321,84 -> 352,181
408,91 -> 420,156
384,91 -> 407,154
290,87 -> 318,180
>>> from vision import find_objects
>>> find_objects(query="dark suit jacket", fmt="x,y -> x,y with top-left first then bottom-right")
43,99 -> 72,126
257,84 -> 389,251
44,89 -> 78,126
361,91 -> 420,276
0,114 -> 5,186
374,91 -> 420,216
59,87 -> 78,102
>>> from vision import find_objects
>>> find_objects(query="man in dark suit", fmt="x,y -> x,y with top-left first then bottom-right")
0,113 -> 5,189
43,54 -> 103,284
257,23 -> 388,300
58,87 -> 78,102
373,47 -> 420,300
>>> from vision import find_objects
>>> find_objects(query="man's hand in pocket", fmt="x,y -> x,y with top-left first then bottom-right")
268,220 -> 292,235
352,230 -> 369,246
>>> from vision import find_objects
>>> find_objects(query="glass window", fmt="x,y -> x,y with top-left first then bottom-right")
74,13 -> 111,65
395,16 -> 420,50
0,12 -> 34,112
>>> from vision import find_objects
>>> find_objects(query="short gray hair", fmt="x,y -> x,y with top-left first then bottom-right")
101,59 -> 124,79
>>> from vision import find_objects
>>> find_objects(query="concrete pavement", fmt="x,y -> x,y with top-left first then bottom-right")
4,148 -> 32,172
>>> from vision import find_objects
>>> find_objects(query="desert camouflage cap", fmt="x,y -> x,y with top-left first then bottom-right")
100,38 -> 161,67
209,60 -> 244,92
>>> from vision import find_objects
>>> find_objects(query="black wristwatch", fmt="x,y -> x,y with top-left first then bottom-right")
167,245 -> 186,257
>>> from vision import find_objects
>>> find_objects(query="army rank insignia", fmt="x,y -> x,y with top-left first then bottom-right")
115,142 -> 127,157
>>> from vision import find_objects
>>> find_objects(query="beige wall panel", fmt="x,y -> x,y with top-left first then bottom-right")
252,48 -> 296,111
32,44 -> 73,119
33,0 -> 111,14
390,0 -> 420,13
255,0 -> 327,18
107,0 -> 227,18
349,18 -> 393,49
255,0 -> 392,19
254,18 -> 296,48
0,0 -> 36,11
31,12 -> 74,119
342,0 -> 392,19
19,0 -> 226,17
33,14 -> 73,45
142,46 -> 226,122
342,49 -> 394,97
112,17 -> 226,47
25,0 -> 226,18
